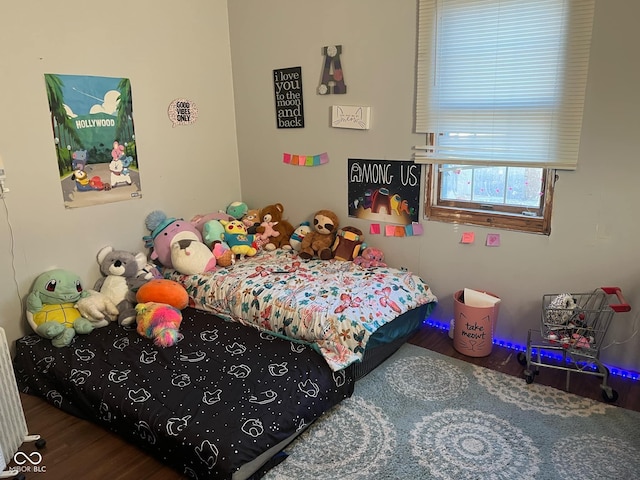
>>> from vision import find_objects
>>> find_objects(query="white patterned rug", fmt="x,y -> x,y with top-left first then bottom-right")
262,343 -> 640,480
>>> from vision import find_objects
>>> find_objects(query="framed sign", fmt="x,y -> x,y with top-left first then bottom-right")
273,66 -> 304,129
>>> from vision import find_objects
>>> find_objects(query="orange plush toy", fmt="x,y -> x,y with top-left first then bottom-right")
256,203 -> 295,250
299,210 -> 339,260
136,279 -> 189,310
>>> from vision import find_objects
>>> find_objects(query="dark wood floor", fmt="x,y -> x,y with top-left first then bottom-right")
408,323 -> 640,412
8,323 -> 640,479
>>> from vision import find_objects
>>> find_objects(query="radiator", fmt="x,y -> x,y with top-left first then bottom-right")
0,327 -> 30,477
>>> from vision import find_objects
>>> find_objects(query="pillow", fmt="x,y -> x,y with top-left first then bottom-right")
136,279 -> 189,310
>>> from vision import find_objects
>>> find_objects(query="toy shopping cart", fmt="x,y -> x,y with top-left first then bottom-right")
517,287 -> 630,402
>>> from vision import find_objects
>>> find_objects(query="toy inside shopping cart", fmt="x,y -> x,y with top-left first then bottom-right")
542,287 -> 630,352
518,286 -> 630,402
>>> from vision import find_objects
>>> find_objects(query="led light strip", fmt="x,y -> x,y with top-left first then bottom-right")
423,318 -> 640,382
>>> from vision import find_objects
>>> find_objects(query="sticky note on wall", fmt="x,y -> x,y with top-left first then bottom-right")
461,232 -> 475,244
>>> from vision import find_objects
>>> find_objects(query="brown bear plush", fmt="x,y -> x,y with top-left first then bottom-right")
299,210 -> 339,260
256,203 -> 295,250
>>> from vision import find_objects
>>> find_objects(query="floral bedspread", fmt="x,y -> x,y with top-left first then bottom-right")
164,250 -> 437,370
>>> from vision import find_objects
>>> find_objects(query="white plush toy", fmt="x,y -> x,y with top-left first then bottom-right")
75,290 -> 120,328
545,293 -> 578,334
170,239 -> 217,275
289,222 -> 312,252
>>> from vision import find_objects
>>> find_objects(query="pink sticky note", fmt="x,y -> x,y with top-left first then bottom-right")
412,222 -> 424,236
283,153 -> 292,164
486,233 -> 501,246
370,224 -> 381,235
461,232 -> 475,244
385,225 -> 396,236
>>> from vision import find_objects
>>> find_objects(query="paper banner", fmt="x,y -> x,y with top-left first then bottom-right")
283,152 -> 329,166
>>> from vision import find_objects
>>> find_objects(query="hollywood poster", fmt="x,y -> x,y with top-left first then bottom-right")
348,159 -> 421,225
44,73 -> 142,208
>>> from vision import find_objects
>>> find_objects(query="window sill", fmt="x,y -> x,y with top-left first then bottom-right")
424,205 -> 551,235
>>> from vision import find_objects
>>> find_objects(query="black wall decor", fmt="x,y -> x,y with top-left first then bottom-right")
273,66 -> 305,129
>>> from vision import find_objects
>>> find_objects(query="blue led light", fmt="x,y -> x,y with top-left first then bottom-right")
421,317 -> 639,382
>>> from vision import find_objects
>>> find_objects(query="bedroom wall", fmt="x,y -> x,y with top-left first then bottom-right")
0,0 -> 241,350
228,1 -> 640,372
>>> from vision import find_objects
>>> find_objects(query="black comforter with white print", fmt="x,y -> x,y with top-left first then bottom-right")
13,307 -> 354,479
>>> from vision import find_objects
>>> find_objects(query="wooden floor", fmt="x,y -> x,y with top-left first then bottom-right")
8,323 -> 640,479
408,324 -> 640,412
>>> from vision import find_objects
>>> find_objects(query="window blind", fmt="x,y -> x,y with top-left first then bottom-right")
414,0 -> 595,170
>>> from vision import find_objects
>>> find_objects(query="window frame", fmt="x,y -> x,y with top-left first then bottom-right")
424,165 -> 556,235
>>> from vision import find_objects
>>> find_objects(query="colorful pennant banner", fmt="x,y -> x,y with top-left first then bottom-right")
283,152 -> 329,166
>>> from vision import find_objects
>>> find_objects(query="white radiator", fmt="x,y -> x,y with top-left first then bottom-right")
0,327 -> 34,477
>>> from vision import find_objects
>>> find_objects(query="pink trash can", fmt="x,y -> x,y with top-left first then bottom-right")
453,289 -> 500,357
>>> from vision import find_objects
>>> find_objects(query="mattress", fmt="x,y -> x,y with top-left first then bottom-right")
164,249 -> 438,371
13,307 -> 354,480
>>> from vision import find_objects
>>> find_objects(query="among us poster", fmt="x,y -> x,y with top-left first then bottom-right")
44,73 -> 142,208
348,159 -> 421,225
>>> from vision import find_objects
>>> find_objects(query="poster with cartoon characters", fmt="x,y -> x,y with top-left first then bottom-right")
44,73 -> 142,208
348,159 -> 421,225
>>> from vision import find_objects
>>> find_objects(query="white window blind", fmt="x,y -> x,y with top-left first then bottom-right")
414,0 -> 595,170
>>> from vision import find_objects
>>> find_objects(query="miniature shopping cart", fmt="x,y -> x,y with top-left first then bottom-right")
517,287 -> 630,402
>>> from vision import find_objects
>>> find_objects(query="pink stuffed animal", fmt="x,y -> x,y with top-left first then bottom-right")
143,210 -> 203,268
354,247 -> 387,268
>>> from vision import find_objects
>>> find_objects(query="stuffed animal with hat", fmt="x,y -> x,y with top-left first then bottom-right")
26,269 -> 95,347
170,239 -> 217,275
143,210 -> 203,269
289,222 -> 311,252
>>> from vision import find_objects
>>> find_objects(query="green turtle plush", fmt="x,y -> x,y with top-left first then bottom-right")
26,269 -> 95,347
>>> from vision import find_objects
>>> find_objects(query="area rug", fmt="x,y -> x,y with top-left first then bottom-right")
263,343 -> 640,480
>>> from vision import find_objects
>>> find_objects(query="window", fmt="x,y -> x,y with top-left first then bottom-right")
414,0 -> 595,234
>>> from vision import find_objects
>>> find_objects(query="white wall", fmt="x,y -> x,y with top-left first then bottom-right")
228,1 -> 640,371
0,0 -> 241,350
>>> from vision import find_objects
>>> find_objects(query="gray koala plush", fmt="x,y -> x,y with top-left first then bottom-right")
94,246 -> 149,326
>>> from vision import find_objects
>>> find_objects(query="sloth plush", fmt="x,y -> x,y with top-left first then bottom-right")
299,210 -> 339,260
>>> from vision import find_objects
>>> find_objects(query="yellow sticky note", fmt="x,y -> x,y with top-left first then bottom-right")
461,232 -> 475,244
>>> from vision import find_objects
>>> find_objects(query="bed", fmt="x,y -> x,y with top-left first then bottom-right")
163,249 -> 438,375
13,250 -> 437,479
13,308 -> 354,480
